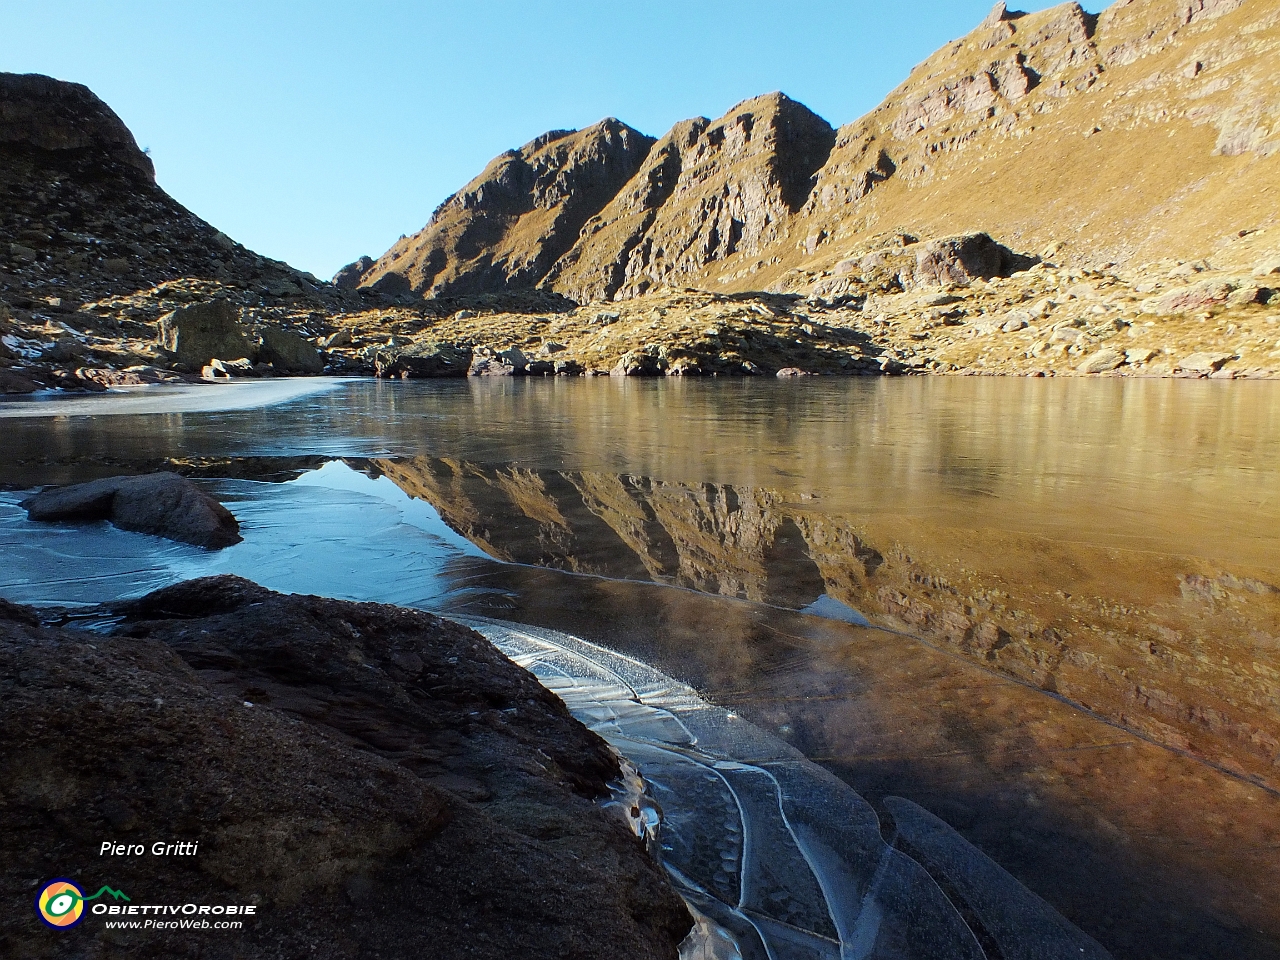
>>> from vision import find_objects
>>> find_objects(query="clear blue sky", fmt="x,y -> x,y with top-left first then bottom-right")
1,0 -> 1084,280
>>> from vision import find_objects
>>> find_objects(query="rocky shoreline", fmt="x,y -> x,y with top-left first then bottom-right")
3,243 -> 1277,392
0,576 -> 691,958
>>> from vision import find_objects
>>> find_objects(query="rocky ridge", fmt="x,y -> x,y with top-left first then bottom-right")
0,71 -> 402,392
348,0 -> 1280,301
359,120 -> 656,298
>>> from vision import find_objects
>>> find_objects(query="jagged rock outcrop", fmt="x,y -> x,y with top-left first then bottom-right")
0,71 -> 398,392
356,120 -> 655,297
783,0 -> 1280,290
0,73 -> 155,179
332,254 -> 375,288
0,72 -> 343,307
360,0 -> 1280,303
542,118 -> 712,302
547,94 -> 835,301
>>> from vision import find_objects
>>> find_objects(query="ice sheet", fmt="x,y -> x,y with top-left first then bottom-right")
466,619 -> 1109,960
0,377 -> 346,418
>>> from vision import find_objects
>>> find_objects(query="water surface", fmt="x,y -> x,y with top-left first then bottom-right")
2,377 -> 1278,960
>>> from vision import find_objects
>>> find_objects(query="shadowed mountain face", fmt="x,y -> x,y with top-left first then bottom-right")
357,120 -> 656,298
0,72 -> 336,307
544,93 -> 836,302
353,0 -> 1280,301
370,455 -> 1280,798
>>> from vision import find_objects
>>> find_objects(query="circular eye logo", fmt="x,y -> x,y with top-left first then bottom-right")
36,879 -> 86,929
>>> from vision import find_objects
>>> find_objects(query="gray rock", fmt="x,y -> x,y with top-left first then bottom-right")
322,329 -> 352,349
264,279 -> 302,297
1076,348 -> 1126,374
666,357 -> 703,377
375,342 -> 472,379
202,357 -> 256,380
469,356 -> 516,376
22,473 -> 242,549
1124,348 -> 1158,364
553,359 -> 584,376
1167,260 -> 1209,278
920,293 -> 964,308
259,327 -> 323,374
611,350 -> 665,376
1178,352 -> 1235,374
1226,283 -> 1268,307
468,346 -> 527,377
157,300 -> 252,368
39,337 -> 85,363
1001,311 -> 1032,332
1140,280 -> 1233,315
903,233 -> 1037,290
496,347 -> 528,371
0,369 -> 39,394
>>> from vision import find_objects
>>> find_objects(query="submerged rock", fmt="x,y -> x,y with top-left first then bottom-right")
21,472 -> 242,548
0,578 -> 691,959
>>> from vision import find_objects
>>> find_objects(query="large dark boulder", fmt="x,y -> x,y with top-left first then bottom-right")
257,326 -> 323,374
0,579 -> 692,959
156,300 -> 252,368
21,472 -> 242,548
904,233 -> 1038,289
374,342 -> 473,378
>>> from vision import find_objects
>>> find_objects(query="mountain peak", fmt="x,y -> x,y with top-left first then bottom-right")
357,0 -> 1280,302
0,72 -> 154,180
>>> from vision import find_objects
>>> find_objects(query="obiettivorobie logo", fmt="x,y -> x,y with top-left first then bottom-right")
33,875 -> 257,932
36,879 -> 130,929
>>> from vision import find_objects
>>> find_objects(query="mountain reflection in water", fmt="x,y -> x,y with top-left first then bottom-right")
1,376 -> 1277,960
